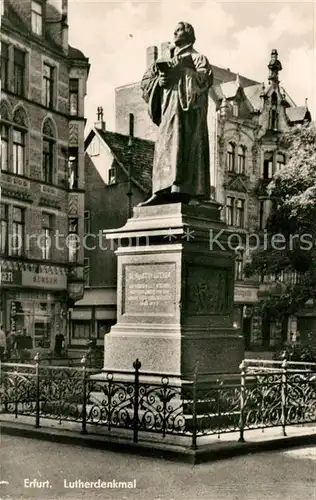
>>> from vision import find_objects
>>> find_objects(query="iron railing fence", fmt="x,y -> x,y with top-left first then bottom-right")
0,356 -> 315,449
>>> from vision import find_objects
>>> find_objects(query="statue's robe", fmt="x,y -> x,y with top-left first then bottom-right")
141,44 -> 213,199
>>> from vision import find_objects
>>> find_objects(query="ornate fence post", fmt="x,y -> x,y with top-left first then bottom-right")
191,362 -> 199,450
281,351 -> 288,437
34,353 -> 41,428
14,370 -> 18,419
133,359 -> 141,443
81,354 -> 88,435
238,360 -> 247,443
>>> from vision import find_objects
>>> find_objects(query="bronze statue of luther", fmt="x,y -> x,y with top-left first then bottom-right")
139,22 -> 213,206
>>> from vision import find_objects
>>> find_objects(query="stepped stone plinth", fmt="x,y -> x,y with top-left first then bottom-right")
101,201 -> 244,379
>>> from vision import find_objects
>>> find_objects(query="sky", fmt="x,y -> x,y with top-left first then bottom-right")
67,0 -> 316,132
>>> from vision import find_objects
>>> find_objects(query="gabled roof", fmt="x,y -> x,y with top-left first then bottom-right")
219,80 -> 240,100
211,65 -> 259,87
85,128 -> 154,193
285,107 -> 311,123
243,84 -> 263,112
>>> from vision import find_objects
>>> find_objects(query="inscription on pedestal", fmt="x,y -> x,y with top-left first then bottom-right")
186,265 -> 231,315
123,263 -> 176,315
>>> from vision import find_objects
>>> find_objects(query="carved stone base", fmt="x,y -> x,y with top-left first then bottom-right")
103,202 -> 244,376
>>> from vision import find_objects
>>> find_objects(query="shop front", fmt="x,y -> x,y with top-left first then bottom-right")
234,284 -> 259,350
0,261 -> 68,355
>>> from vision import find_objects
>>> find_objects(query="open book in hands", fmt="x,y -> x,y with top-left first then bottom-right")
156,54 -> 195,73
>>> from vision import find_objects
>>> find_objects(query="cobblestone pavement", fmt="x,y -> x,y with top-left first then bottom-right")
1,435 -> 315,500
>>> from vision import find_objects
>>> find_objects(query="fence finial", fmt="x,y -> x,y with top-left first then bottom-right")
239,359 -> 247,372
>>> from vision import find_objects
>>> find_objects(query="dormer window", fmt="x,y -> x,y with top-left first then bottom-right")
31,1 -> 43,36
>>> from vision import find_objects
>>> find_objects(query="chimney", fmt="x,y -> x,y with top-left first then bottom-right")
160,41 -> 171,59
146,46 -> 158,67
94,106 -> 106,132
129,113 -> 134,138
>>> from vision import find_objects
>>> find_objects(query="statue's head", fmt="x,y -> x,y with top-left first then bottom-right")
174,22 -> 196,47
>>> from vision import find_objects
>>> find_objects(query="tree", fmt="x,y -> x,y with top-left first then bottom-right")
245,122 -> 316,320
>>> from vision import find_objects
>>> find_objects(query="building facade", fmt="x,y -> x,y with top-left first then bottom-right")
70,111 -> 154,354
0,0 -> 89,356
112,44 -> 312,354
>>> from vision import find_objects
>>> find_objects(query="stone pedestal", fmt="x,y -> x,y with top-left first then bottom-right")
102,201 -> 244,377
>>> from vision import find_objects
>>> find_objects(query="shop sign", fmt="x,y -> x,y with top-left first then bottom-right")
22,271 -> 67,290
1,270 -> 22,286
234,286 -> 258,303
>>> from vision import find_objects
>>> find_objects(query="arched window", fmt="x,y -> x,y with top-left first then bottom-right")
276,152 -> 285,172
12,106 -> 28,176
0,100 -> 11,172
42,118 -> 56,184
237,145 -> 246,174
227,142 -> 235,172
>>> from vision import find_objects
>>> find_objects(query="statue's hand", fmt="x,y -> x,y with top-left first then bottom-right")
169,55 -> 182,68
158,73 -> 169,87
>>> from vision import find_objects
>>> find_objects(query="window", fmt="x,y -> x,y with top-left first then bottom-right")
84,257 -> 90,287
72,321 -> 90,339
235,251 -> 244,281
1,42 -> 9,90
68,148 -> 78,189
69,79 -> 79,115
43,63 -> 54,108
108,166 -> 116,185
226,197 -> 234,226
42,138 -> 54,183
236,199 -> 245,228
1,124 -> 9,171
11,207 -> 25,256
68,218 -> 79,262
97,320 -> 115,339
31,1 -> 43,36
263,151 -> 274,179
276,153 -> 285,172
13,129 -> 25,175
34,303 -> 52,348
227,143 -> 235,172
237,146 -> 246,174
13,49 -> 25,96
232,103 -> 238,117
259,200 -> 272,230
89,138 -> 100,157
41,212 -> 53,260
0,204 -> 8,255
84,211 -> 90,234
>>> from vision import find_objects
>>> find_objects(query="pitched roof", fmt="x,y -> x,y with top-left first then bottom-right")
285,106 -> 311,123
210,65 -> 259,87
243,84 -> 263,111
116,65 -> 259,94
87,129 -> 154,193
